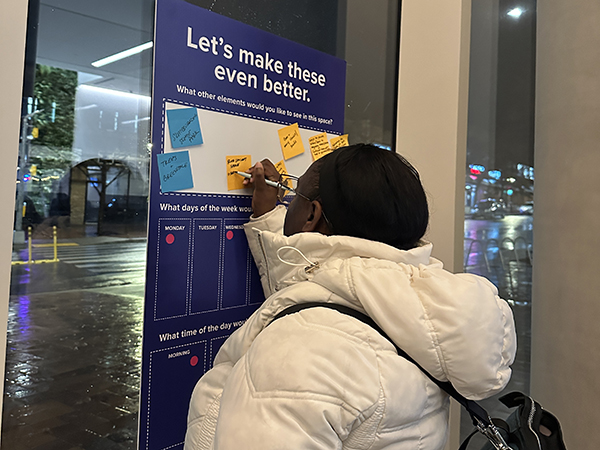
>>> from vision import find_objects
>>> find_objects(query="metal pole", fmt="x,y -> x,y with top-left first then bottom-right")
15,116 -> 28,233
15,110 -> 40,239
97,161 -> 107,236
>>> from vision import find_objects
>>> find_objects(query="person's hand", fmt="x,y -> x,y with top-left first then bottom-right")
243,159 -> 280,217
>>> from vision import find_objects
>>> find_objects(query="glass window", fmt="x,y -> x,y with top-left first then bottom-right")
462,0 -> 536,443
4,0 -> 154,448
3,1 -> 400,448
186,0 -> 400,148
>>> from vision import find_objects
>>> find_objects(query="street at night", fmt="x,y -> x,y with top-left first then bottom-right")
465,215 -> 533,305
3,238 -> 146,449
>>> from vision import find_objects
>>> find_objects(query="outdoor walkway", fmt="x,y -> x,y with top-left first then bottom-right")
2,238 -> 146,450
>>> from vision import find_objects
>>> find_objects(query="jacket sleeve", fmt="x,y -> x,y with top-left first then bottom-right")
243,205 -> 286,297
347,261 -> 517,401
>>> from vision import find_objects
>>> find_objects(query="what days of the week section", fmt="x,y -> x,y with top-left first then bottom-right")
153,215 -> 264,321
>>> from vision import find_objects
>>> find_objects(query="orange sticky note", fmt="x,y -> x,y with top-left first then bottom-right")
226,155 -> 252,190
274,160 -> 288,176
330,134 -> 349,150
308,132 -> 332,161
278,123 -> 305,160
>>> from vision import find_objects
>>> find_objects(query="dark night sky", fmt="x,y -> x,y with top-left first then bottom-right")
467,0 -> 536,173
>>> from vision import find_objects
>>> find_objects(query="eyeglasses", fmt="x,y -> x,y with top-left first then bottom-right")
276,174 -> 310,206
276,173 -> 334,232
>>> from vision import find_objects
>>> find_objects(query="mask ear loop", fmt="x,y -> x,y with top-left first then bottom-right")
276,246 -> 320,274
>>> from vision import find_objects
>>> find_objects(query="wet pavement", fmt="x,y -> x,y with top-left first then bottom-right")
2,238 -> 146,450
459,215 -> 533,445
0,217 -> 533,449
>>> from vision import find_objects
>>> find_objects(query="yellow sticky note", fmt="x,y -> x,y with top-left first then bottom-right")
330,134 -> 349,150
308,132 -> 332,161
278,123 -> 305,160
274,160 -> 288,176
226,155 -> 252,191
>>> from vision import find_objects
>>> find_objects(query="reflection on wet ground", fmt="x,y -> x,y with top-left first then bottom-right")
460,216 -> 532,445
465,215 -> 533,304
1,218 -> 532,449
2,238 -> 146,450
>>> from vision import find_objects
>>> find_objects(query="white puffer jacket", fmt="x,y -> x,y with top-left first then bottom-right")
184,206 -> 516,450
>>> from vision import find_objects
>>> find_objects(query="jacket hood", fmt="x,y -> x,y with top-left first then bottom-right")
249,223 -> 516,401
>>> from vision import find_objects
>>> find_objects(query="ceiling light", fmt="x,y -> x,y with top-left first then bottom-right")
507,7 -> 524,18
91,41 -> 153,68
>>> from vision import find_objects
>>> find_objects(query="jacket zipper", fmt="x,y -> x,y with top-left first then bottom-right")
256,231 -> 273,293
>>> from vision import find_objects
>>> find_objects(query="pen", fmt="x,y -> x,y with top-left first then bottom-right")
235,171 -> 287,190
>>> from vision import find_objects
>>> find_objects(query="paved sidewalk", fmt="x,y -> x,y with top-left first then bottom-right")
2,240 -> 146,450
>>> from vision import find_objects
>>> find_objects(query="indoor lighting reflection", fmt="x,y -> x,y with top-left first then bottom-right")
91,41 -> 153,68
78,84 -> 151,101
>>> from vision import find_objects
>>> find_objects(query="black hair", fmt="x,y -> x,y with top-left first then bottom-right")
317,143 -> 429,250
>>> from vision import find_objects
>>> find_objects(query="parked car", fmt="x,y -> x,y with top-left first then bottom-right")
519,201 -> 534,215
470,199 -> 505,219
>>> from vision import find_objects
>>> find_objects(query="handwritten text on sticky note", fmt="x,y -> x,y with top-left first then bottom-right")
157,151 -> 194,192
167,107 -> 204,149
226,155 -> 252,191
274,160 -> 288,176
330,134 -> 349,150
309,132 -> 332,160
278,123 -> 305,160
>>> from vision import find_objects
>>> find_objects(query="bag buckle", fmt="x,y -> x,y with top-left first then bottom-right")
474,416 -> 512,450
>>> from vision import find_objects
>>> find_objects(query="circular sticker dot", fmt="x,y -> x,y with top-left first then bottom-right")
190,356 -> 199,367
226,230 -> 234,240
166,234 -> 175,244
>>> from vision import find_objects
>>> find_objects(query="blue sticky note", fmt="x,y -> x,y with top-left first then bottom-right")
166,108 -> 203,148
157,151 -> 194,192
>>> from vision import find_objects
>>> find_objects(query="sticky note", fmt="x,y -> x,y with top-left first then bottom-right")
309,132 -> 332,161
167,107 -> 204,149
226,155 -> 252,191
330,134 -> 349,150
274,160 -> 288,176
157,151 -> 194,192
278,123 -> 305,160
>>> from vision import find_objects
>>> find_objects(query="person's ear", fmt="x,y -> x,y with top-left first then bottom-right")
301,201 -> 330,234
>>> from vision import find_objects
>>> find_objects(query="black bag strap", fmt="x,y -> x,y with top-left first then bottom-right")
458,429 -> 480,450
269,302 -> 494,428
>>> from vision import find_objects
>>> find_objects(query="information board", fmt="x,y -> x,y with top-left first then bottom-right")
140,1 -> 346,448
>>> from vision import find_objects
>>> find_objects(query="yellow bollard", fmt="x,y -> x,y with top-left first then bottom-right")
52,226 -> 59,262
12,225 -> 69,265
27,227 -> 32,264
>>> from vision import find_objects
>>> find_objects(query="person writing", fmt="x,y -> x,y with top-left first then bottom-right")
184,143 -> 516,450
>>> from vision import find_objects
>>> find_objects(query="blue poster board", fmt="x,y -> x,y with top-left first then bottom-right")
140,1 -> 346,448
